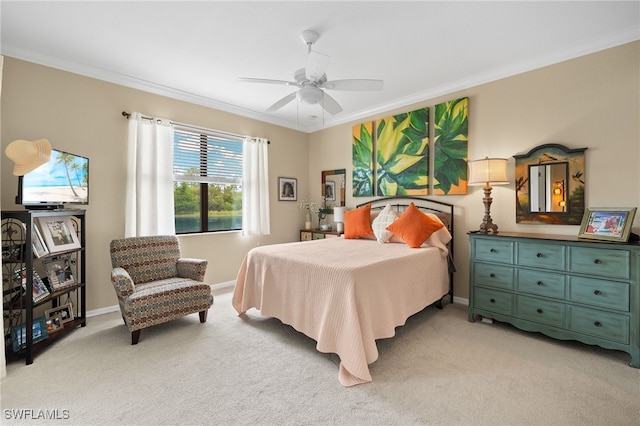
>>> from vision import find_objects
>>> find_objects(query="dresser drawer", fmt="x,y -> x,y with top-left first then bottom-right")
474,287 -> 514,316
569,306 -> 629,344
569,246 -> 630,279
474,239 -> 514,264
517,269 -> 566,299
474,263 -> 515,290
569,276 -> 629,311
517,242 -> 565,271
516,295 -> 565,328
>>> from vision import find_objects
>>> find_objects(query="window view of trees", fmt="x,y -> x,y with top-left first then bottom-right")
174,182 -> 242,233
173,129 -> 243,234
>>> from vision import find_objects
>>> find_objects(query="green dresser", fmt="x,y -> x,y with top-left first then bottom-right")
468,232 -> 640,368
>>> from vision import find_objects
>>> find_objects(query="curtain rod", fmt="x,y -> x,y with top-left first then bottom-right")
121,111 -> 269,144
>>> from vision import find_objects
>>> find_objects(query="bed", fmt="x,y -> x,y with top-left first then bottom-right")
232,197 -> 455,386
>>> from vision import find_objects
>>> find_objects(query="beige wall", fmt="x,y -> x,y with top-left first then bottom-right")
309,41 -> 640,300
1,41 -> 638,310
1,58 -> 309,312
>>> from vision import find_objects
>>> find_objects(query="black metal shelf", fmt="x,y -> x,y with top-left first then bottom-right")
2,209 -> 86,365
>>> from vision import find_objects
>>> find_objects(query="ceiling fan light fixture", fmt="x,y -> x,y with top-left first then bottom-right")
297,86 -> 323,105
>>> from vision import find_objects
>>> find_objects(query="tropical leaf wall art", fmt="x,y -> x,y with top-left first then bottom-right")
352,121 -> 374,197
434,97 -> 469,195
375,108 -> 429,196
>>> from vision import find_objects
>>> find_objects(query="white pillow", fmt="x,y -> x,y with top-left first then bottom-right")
371,204 -> 399,243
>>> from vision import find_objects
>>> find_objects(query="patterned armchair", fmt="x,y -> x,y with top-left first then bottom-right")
110,235 -> 213,344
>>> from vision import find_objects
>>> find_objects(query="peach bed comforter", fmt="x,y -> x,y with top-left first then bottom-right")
232,237 -> 449,386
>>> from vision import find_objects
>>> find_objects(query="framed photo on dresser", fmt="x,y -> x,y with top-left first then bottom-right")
578,207 -> 637,242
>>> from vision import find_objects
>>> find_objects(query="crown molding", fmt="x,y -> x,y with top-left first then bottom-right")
2,27 -> 637,135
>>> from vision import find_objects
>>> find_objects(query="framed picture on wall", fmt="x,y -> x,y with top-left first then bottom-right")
578,207 -> 637,242
278,177 -> 297,201
36,216 -> 81,253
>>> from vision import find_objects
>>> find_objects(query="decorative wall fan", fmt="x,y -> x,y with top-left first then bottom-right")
239,30 -> 383,114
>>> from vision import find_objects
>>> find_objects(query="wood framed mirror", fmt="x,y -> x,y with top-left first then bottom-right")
514,144 -> 587,225
321,169 -> 346,211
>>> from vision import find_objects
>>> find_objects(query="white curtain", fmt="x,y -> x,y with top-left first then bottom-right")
125,112 -> 175,237
242,137 -> 270,235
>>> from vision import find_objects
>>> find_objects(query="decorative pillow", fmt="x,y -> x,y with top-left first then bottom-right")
386,202 -> 444,248
371,204 -> 399,243
343,204 -> 374,239
423,226 -> 452,255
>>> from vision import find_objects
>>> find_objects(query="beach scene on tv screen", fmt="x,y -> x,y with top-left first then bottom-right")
23,150 -> 88,204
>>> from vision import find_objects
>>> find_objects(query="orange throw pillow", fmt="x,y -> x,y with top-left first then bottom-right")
386,202 -> 444,248
343,204 -> 374,239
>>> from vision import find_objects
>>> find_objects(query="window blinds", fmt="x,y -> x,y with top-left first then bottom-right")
173,127 -> 243,185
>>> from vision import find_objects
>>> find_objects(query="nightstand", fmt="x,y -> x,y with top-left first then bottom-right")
300,229 -> 341,241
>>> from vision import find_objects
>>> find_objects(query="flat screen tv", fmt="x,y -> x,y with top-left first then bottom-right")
16,149 -> 89,209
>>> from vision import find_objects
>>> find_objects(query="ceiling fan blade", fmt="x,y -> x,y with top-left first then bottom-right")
321,79 -> 384,91
238,77 -> 297,87
305,51 -> 330,82
321,92 -> 343,114
267,92 -> 297,112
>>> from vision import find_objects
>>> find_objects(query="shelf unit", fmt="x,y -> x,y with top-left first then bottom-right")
2,209 -> 86,365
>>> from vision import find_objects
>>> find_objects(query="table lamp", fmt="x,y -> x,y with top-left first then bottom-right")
468,157 -> 509,234
333,206 -> 345,234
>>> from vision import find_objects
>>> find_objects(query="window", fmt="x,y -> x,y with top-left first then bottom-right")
173,126 -> 243,234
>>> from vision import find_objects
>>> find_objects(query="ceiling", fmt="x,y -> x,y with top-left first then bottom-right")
1,1 -> 638,133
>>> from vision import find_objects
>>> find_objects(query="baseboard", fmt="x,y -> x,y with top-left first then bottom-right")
87,305 -> 120,318
86,280 -> 237,318
211,280 -> 235,292
453,296 -> 469,306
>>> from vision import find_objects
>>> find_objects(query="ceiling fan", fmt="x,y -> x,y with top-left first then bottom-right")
239,30 -> 383,114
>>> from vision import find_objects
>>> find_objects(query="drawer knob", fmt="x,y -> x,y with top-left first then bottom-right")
594,321 -> 602,327
593,259 -> 602,264
536,253 -> 543,258
594,290 -> 602,296
490,248 -> 497,253
490,298 -> 496,303
489,273 -> 496,278
537,281 -> 544,286
536,308 -> 543,314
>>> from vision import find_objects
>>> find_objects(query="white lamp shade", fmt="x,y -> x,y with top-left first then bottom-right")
468,157 -> 509,186
333,206 -> 345,223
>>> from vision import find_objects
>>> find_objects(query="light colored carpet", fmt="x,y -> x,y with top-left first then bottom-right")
2,289 -> 639,425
